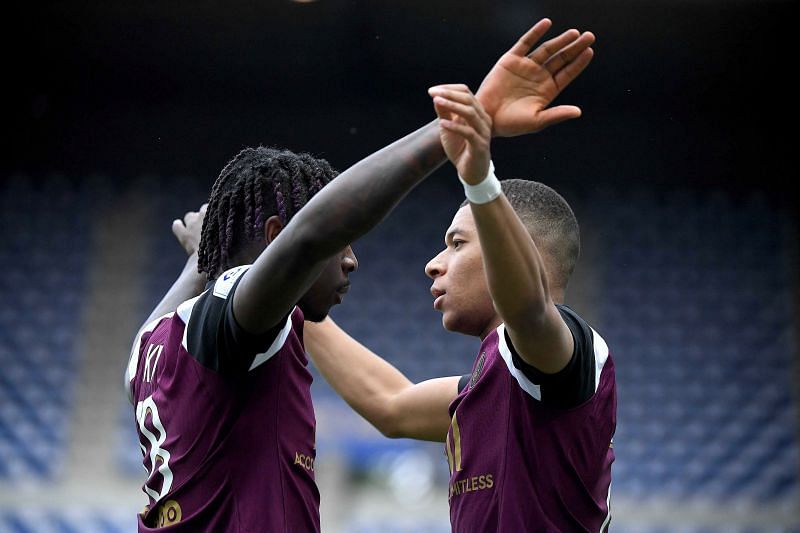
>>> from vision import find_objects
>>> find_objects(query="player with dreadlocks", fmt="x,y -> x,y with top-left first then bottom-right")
125,18 -> 593,532
199,148 -> 337,283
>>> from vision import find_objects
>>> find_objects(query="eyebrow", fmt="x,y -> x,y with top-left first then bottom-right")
445,227 -> 464,243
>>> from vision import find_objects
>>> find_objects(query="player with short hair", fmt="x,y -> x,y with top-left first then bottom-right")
126,18 -> 596,532
305,23 -> 614,532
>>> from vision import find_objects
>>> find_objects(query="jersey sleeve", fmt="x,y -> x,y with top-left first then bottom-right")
179,265 -> 291,375
125,313 -> 173,404
457,374 -> 471,394
503,305 -> 600,409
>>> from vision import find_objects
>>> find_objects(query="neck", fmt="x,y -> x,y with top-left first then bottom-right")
478,316 -> 504,341
478,285 -> 567,341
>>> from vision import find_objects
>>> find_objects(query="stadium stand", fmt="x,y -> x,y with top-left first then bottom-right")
597,187 -> 799,505
0,176 -> 94,481
1,176 -> 797,531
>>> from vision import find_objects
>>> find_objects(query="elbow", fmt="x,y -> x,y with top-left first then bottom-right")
372,402 -> 407,439
498,297 -> 550,331
379,425 -> 405,440
499,295 -> 559,341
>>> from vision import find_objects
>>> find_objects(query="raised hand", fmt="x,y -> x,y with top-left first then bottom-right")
428,85 -> 492,185
172,203 -> 207,256
476,18 -> 595,137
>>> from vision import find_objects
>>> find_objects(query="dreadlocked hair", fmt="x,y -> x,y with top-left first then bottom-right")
198,146 -> 338,280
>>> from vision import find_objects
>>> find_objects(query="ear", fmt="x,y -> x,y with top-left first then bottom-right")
264,215 -> 284,244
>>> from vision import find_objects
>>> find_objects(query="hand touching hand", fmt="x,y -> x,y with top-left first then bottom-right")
476,18 -> 595,137
428,85 -> 492,185
172,203 -> 207,256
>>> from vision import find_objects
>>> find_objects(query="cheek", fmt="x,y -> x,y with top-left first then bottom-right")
461,256 -> 489,299
313,264 -> 338,294
443,261 -> 493,325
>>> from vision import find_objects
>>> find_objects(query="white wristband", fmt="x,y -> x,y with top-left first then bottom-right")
459,161 -> 501,204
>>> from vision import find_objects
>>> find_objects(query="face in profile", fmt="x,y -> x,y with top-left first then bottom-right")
298,246 -> 358,322
425,206 -> 497,339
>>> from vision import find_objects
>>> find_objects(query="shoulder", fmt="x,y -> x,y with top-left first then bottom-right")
182,265 -> 297,374
556,305 -> 610,381
496,306 -> 611,408
211,265 -> 250,299
125,311 -> 175,403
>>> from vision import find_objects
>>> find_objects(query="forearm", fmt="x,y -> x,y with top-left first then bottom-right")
471,195 -> 550,323
472,195 -> 573,373
141,253 -> 206,327
305,318 -> 412,432
237,121 -> 446,333
305,318 -> 455,442
290,121 -> 445,260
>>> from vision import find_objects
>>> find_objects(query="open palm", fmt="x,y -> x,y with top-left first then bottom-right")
476,19 -> 595,137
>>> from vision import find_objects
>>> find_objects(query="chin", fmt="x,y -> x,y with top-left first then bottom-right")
442,313 -> 484,337
442,314 -> 465,335
299,303 -> 331,323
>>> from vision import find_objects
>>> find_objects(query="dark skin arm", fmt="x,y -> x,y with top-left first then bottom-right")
138,204 -> 208,330
237,21 -> 597,336
306,19 -> 596,439
234,122 -> 446,335
139,18 -> 593,341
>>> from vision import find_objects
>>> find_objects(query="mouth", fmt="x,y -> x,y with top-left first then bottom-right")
334,283 -> 350,304
431,286 -> 445,310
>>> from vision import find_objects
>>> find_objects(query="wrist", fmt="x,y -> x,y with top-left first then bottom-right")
474,91 -> 499,138
459,161 -> 502,204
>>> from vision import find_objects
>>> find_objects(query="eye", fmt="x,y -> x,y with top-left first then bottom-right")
452,239 -> 465,250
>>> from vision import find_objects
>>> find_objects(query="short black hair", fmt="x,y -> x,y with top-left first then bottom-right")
462,179 -> 580,289
198,146 -> 337,280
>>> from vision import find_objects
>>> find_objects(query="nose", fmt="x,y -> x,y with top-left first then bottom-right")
425,249 -> 446,279
342,245 -> 358,273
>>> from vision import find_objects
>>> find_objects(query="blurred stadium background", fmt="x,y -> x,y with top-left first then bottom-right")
2,1 -> 797,531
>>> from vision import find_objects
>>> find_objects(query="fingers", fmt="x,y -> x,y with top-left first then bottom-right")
543,31 -> 595,76
181,204 -> 208,226
172,203 -> 207,240
434,99 -> 491,141
528,28 -> 581,65
172,218 -> 184,238
511,19 -> 594,76
438,118 -> 485,146
509,18 -> 553,56
429,86 -> 492,139
429,85 -> 492,183
535,105 -> 583,129
428,84 -> 470,93
553,47 -> 594,90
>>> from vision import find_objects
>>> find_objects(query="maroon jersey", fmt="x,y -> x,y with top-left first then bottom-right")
125,266 -> 319,532
446,305 -> 616,532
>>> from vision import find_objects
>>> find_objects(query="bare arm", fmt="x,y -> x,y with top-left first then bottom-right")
432,36 -> 592,373
305,317 -> 459,442
236,19 -> 596,336
234,122 -> 446,335
302,20 -> 596,438
139,205 -> 208,329
471,194 -> 574,374
431,20 -> 596,373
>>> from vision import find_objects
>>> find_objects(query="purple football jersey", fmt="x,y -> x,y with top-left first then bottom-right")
125,266 -> 319,532
446,306 -> 616,532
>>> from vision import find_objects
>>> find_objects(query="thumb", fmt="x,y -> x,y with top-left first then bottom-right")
172,219 -> 184,239
537,105 -> 582,128
432,98 -> 447,120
